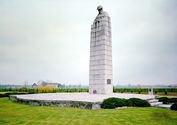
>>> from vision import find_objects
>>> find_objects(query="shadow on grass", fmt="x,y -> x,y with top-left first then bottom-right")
0,120 -> 9,124
151,110 -> 171,120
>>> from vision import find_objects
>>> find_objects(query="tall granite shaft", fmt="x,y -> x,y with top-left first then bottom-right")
89,6 -> 113,94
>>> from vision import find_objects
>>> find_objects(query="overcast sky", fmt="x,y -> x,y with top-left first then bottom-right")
0,0 -> 177,85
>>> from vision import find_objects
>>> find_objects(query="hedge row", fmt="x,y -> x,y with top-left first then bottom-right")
100,97 -> 150,109
0,87 -> 89,98
158,97 -> 177,104
170,103 -> 177,111
0,88 -> 89,93
0,92 -> 29,97
113,88 -> 177,93
56,88 -> 89,92
1,87 -> 177,92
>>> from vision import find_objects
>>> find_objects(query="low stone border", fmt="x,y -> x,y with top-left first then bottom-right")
9,95 -> 101,109
9,93 -> 156,109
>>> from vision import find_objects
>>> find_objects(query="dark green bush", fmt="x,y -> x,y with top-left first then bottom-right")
158,97 -> 169,104
115,98 -> 127,107
158,97 -> 177,104
125,99 -> 133,106
101,97 -> 150,109
128,98 -> 150,107
170,98 -> 177,103
170,103 -> 177,111
100,98 -> 129,109
0,92 -> 27,98
100,97 -> 120,109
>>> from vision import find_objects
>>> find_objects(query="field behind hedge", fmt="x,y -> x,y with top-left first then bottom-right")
0,98 -> 177,125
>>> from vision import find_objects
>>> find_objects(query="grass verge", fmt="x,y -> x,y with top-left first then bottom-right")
0,98 -> 177,125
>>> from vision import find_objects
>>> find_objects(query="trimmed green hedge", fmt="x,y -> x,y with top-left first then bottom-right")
158,97 -> 177,104
0,92 -> 29,97
1,87 -> 177,94
101,97 -> 150,109
0,88 -> 89,93
113,88 -> 177,93
100,98 -> 120,109
129,98 -> 150,107
170,103 -> 177,111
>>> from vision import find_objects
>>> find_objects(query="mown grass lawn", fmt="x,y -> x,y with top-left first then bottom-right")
0,98 -> 177,125
0,92 -> 11,94
0,92 -> 28,94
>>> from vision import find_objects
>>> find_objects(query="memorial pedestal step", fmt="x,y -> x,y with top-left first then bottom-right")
148,99 -> 171,108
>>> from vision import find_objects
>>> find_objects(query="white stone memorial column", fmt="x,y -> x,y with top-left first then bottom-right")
89,6 -> 113,94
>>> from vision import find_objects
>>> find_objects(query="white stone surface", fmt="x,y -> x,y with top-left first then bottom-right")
150,102 -> 163,106
157,104 -> 171,108
14,93 -> 155,103
89,6 -> 113,94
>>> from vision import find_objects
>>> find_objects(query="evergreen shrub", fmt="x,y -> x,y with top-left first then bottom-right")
158,97 -> 169,104
170,103 -> 177,111
128,98 -> 150,107
101,97 -> 150,109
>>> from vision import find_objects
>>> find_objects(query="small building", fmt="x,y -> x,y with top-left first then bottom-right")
37,81 -> 61,88
41,82 -> 59,88
34,81 -> 62,88
32,83 -> 38,88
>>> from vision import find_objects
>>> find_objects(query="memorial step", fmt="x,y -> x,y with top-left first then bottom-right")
148,99 -> 159,103
157,104 -> 171,108
150,102 -> 163,106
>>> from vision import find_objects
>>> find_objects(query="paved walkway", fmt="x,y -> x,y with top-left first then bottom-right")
15,93 -> 155,103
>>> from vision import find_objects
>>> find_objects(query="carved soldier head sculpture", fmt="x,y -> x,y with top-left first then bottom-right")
97,5 -> 103,14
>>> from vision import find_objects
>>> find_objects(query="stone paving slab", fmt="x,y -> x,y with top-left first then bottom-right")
12,93 -> 155,103
157,104 -> 172,108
